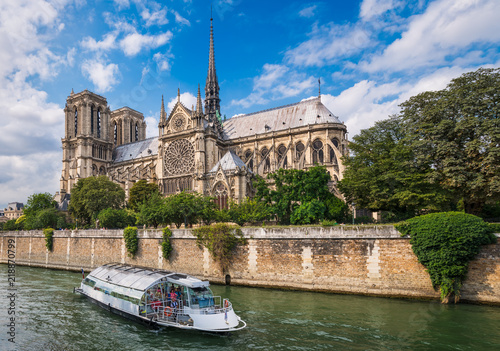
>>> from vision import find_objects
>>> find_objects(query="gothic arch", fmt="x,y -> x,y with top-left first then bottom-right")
213,181 -> 229,210
277,144 -> 287,168
312,139 -> 324,164
261,147 -> 270,173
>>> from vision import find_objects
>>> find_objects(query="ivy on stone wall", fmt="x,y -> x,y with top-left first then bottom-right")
396,212 -> 496,303
162,227 -> 173,260
43,228 -> 54,251
123,226 -> 138,258
192,223 -> 246,273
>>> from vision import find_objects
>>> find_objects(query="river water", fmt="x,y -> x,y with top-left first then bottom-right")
1,265 -> 499,351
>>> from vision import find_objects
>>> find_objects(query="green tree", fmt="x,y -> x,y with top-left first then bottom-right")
165,192 -> 203,228
24,193 -> 57,217
228,198 -> 270,226
98,208 -> 136,229
69,176 -> 125,225
400,68 -> 500,215
255,166 -> 338,225
339,116 -> 451,220
23,192 -> 59,229
136,192 -> 165,228
128,180 -> 161,212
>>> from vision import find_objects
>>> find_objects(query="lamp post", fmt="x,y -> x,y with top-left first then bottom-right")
352,203 -> 355,225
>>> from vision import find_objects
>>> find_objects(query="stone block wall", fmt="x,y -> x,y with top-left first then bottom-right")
0,226 -> 499,304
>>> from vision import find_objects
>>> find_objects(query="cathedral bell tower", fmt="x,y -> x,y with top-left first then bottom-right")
60,89 -> 112,194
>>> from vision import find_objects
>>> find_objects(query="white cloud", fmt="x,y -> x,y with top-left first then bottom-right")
299,5 -> 317,18
119,31 -> 173,56
360,0 -> 399,20
113,0 -> 130,10
81,59 -> 120,92
141,7 -> 168,27
172,10 -> 190,26
361,0 -> 500,72
167,92 -> 197,112
144,116 -> 159,138
231,64 -> 315,108
285,22 -> 372,67
80,32 -> 118,52
153,52 -> 173,72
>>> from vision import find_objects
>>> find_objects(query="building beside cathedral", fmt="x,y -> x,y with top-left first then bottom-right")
58,18 -> 348,207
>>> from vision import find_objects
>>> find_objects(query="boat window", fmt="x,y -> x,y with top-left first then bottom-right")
188,287 -> 214,308
83,278 -> 96,288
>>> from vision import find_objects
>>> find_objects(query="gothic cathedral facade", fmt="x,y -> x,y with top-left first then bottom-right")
59,19 -> 348,206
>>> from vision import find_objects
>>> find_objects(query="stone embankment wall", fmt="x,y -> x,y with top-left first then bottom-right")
1,226 -> 499,304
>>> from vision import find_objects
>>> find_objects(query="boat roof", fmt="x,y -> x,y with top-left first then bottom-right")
88,263 -> 209,291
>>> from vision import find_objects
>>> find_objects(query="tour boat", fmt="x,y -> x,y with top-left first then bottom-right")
75,263 -> 246,332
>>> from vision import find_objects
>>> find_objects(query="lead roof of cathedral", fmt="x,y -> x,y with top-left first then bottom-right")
209,150 -> 248,173
222,97 -> 343,140
112,137 -> 158,163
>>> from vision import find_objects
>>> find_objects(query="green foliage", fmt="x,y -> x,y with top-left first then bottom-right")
400,68 -> 500,215
24,193 -> 57,217
161,227 -> 173,260
98,208 -> 135,229
192,223 -> 246,272
324,193 -> 350,223
227,198 -> 270,226
165,192 -> 204,228
136,192 -> 165,228
488,223 -> 500,233
69,176 -> 125,225
128,180 -> 161,212
123,226 -> 139,257
321,220 -> 338,227
3,219 -> 22,231
291,199 -> 326,225
23,192 -> 63,230
255,166 -> 343,225
396,212 -> 497,303
44,228 -> 54,251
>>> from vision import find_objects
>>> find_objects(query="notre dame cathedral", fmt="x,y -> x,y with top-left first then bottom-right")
58,18 -> 348,207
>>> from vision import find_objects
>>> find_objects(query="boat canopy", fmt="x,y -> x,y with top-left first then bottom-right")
88,263 -> 209,292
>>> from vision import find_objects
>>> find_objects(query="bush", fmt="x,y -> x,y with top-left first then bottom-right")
44,228 -> 54,251
396,212 -> 496,303
192,223 -> 246,273
123,226 -> 139,257
321,220 -> 338,227
291,199 -> 326,225
98,208 -> 136,229
489,223 -> 500,233
161,227 -> 173,260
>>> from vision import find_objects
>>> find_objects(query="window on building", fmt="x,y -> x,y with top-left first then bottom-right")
90,106 -> 94,135
277,144 -> 287,168
114,122 -> 117,144
244,149 -> 253,171
74,108 -> 78,136
261,147 -> 270,173
295,142 -> 305,161
130,121 -> 133,143
97,108 -> 101,138
329,146 -> 338,164
331,138 -> 339,148
214,182 -> 228,210
312,139 -> 324,164
135,123 -> 139,141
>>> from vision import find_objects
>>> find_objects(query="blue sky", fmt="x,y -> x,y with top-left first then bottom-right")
0,0 -> 499,209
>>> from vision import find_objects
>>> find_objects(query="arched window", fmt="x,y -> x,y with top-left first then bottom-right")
244,149 -> 253,171
114,122 -> 117,144
277,144 -> 287,168
90,105 -> 94,135
130,121 -> 133,143
99,166 -> 105,175
329,145 -> 338,164
74,108 -> 78,136
97,108 -> 101,138
295,142 -> 305,161
214,182 -> 228,210
312,139 -> 324,164
135,123 -> 139,141
261,147 -> 270,173
92,164 -> 98,176
331,137 -> 339,149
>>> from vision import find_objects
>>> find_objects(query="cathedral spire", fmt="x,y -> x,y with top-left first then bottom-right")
160,95 -> 166,122
177,87 -> 181,103
196,83 -> 203,115
205,15 -> 220,122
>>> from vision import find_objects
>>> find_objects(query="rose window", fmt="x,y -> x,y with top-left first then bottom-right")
164,139 -> 195,175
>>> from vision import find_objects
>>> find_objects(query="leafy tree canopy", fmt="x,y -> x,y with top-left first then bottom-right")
69,176 -> 125,224
340,68 -> 500,217
128,180 -> 160,212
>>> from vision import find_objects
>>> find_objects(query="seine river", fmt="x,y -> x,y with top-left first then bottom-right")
1,265 -> 500,351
